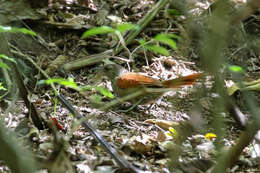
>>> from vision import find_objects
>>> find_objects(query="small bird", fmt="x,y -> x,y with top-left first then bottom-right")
103,64 -> 201,104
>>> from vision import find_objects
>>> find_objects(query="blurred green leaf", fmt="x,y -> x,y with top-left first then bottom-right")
116,23 -> 139,33
164,33 -> 181,41
145,45 -> 170,56
81,85 -> 114,98
0,120 -> 37,173
0,26 -> 36,36
0,61 -> 10,70
0,83 -> 6,91
95,86 -> 114,98
0,54 -> 16,63
38,78 -> 78,89
167,9 -> 181,16
81,26 -> 115,38
228,65 -> 244,73
17,28 -> 36,36
154,34 -> 177,50
138,39 -> 147,46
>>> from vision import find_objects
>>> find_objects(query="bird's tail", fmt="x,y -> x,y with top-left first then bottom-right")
162,73 -> 202,88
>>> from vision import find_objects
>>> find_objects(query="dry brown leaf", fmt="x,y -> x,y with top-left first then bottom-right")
144,119 -> 180,130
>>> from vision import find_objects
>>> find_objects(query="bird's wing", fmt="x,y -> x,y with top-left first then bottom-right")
116,72 -> 162,89
162,73 -> 201,88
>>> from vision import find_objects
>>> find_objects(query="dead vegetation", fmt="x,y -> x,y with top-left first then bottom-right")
0,0 -> 260,172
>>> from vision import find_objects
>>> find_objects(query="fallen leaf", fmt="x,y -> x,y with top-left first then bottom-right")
144,119 -> 180,130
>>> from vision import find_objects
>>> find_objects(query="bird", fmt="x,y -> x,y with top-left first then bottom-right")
103,63 -> 201,105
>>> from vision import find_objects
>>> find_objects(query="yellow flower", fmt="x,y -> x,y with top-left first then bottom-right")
165,127 -> 178,139
205,133 -> 217,141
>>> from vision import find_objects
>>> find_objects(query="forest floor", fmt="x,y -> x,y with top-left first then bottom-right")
1,0 -> 260,172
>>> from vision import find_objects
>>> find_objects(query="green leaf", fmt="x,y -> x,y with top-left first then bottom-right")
95,86 -> 114,98
0,26 -> 36,36
167,9 -> 181,16
228,65 -> 244,73
164,33 -> 181,41
154,34 -> 177,50
0,83 -> 7,91
137,39 -> 147,46
81,26 -> 116,38
0,54 -> 16,63
16,28 -> 36,36
145,45 -> 170,56
47,78 -> 77,88
116,23 -> 139,33
38,78 -> 78,89
80,85 -> 114,98
0,61 -> 10,70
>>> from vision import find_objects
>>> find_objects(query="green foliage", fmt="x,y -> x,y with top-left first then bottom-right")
38,78 -> 78,90
0,61 -> 10,70
81,23 -> 178,57
138,33 -> 180,56
116,23 -> 139,33
0,26 -> 34,71
167,9 -> 181,16
81,85 -> 114,99
81,26 -> 116,38
0,120 -> 37,173
0,82 -> 7,91
228,65 -> 244,73
0,54 -> 17,70
154,33 -> 179,50
0,26 -> 36,36
81,23 -> 138,39
38,78 -> 114,99
0,54 -> 16,63
145,45 -> 170,56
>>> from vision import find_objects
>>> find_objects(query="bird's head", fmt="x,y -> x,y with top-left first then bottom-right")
103,63 -> 128,79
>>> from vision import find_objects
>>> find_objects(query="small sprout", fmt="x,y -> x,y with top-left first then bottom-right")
81,23 -> 138,39
38,78 -> 78,90
154,33 -> 177,50
145,45 -> 170,56
116,23 -> 139,33
81,26 -> 116,38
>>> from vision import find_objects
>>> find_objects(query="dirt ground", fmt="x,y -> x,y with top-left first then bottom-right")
0,0 -> 260,172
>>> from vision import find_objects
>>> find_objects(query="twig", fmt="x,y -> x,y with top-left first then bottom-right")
211,120 -> 260,172
114,0 -> 169,55
10,45 -> 142,172
62,0 -> 169,71
61,49 -> 113,72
